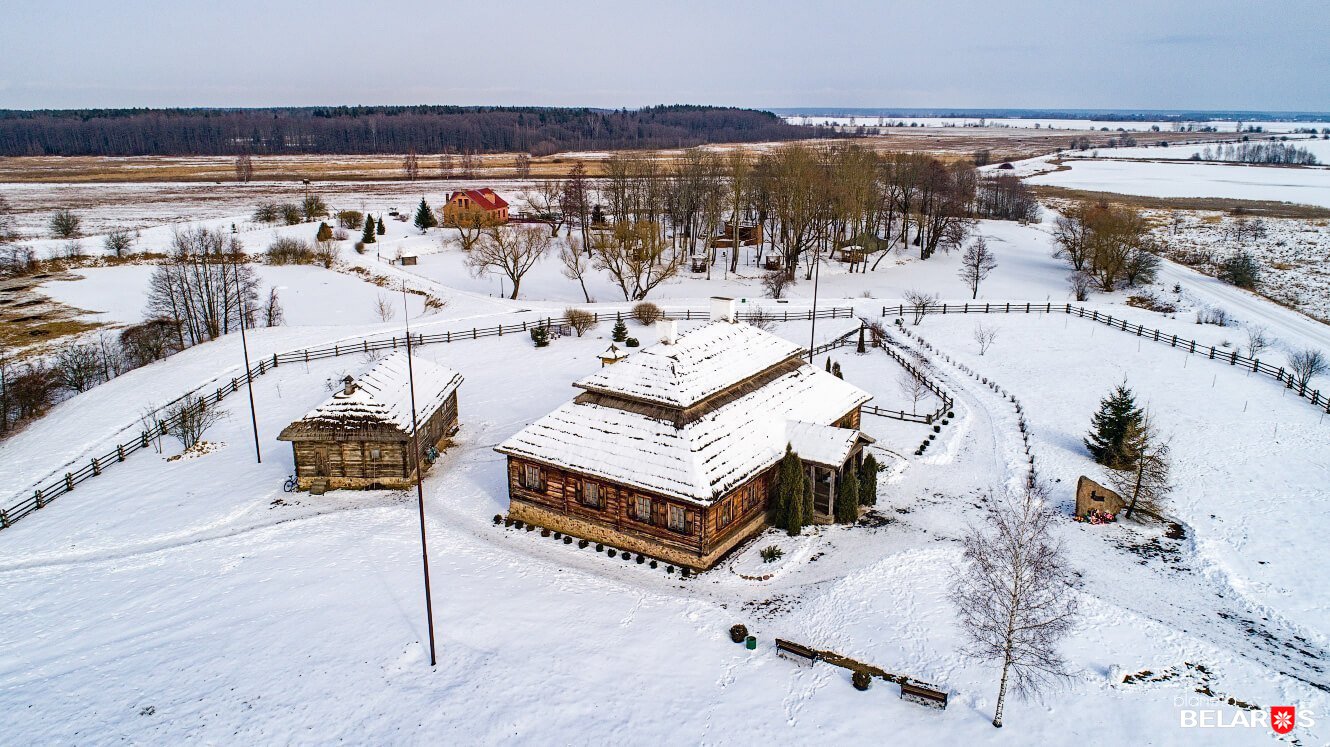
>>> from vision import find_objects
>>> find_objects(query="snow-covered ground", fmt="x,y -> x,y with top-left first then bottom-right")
3,176 -> 1330,744
787,116 -> 1330,133
1064,136 -> 1330,163
1028,159 -> 1330,208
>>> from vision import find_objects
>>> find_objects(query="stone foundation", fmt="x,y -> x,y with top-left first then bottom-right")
509,500 -> 768,571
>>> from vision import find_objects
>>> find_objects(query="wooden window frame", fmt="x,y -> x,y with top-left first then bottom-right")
632,495 -> 652,524
520,463 -> 545,491
580,480 -> 604,509
668,505 -> 688,534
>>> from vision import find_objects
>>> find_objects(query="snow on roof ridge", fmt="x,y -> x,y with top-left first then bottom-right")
573,320 -> 805,408
293,351 -> 462,436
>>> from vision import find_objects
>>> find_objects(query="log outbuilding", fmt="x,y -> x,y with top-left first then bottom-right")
278,352 -> 462,492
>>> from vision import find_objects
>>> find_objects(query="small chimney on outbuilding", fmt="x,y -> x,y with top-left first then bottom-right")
656,320 -> 679,345
342,376 -> 356,396
710,296 -> 737,323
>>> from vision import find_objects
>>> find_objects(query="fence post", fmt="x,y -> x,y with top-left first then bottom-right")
272,354 -> 279,368
91,457 -> 101,476
117,444 -> 125,462
0,509 -> 8,528
141,431 -> 150,448
64,473 -> 74,492
36,489 -> 47,508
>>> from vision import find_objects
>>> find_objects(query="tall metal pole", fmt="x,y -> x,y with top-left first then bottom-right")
232,258 -> 261,463
808,239 -> 822,364
402,282 -> 438,667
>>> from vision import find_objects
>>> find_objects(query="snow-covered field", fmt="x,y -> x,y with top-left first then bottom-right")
1064,136 -> 1330,163
786,116 -> 1330,133
3,177 -> 1330,744
1028,159 -> 1330,208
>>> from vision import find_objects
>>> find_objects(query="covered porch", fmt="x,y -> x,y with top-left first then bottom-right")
786,420 -> 875,520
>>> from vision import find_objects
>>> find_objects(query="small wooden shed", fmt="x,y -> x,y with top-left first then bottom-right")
278,352 -> 463,492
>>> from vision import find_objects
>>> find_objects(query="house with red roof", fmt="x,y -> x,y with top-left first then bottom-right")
441,188 -> 509,227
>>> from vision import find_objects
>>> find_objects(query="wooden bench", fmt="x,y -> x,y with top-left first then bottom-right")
899,680 -> 948,709
775,639 -> 819,667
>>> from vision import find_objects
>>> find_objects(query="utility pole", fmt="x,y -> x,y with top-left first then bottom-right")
808,241 -> 822,364
402,282 -> 438,667
232,258 -> 261,463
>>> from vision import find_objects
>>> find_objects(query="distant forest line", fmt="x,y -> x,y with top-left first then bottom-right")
0,105 -> 830,157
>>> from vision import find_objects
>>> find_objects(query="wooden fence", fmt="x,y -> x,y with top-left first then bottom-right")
859,333 -> 954,425
883,302 -> 1330,414
0,305 -> 854,531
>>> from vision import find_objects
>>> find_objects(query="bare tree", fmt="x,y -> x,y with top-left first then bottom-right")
374,294 -> 396,323
1068,271 -> 1093,302
522,180 -> 567,238
903,289 -> 938,325
761,269 -> 794,299
952,486 -> 1079,728
55,342 -> 106,393
165,393 -> 225,450
514,153 -> 532,179
1288,348 -> 1327,391
234,154 -> 254,183
564,308 -> 597,337
145,227 -> 258,348
453,209 -> 495,252
959,236 -> 998,299
402,150 -> 420,181
897,369 -> 929,415
466,224 -> 553,300
1107,414 -> 1171,520
589,221 -> 684,301
974,322 -> 999,355
1244,325 -> 1270,359
103,229 -> 134,257
558,243 -> 593,303
263,288 -> 285,327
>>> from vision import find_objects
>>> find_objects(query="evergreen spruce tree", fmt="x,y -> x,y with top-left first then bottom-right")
376,217 -> 386,235
362,215 -> 377,244
612,317 -> 628,342
316,222 -> 333,242
832,361 -> 843,379
413,198 -> 437,231
826,358 -> 832,372
1085,383 -> 1144,468
858,454 -> 879,507
835,466 -> 860,523
774,446 -> 806,535
800,468 -> 815,523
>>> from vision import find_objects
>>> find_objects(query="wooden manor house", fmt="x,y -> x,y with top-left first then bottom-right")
278,352 -> 463,492
441,188 -> 509,227
497,298 -> 874,570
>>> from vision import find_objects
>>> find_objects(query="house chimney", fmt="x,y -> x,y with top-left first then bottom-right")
341,376 -> 356,396
710,296 -> 737,323
656,320 -> 679,345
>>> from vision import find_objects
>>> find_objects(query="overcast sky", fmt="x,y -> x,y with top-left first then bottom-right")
2,0 -> 1327,112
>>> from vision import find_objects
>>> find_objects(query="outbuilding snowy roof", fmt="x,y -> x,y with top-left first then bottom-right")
574,320 -> 806,408
279,352 -> 462,439
497,323 -> 871,504
785,421 -> 874,468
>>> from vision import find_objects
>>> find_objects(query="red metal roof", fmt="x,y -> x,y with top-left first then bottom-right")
451,188 -> 508,211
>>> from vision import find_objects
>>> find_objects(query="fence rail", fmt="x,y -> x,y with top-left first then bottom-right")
1,305 -> 854,531
882,301 -> 1330,414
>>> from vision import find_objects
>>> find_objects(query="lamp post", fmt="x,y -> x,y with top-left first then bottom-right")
402,281 -> 438,667
231,258 -> 261,463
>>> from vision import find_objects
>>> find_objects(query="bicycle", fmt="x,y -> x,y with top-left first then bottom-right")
282,474 -> 298,493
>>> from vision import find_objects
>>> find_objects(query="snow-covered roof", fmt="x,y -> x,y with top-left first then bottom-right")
497,354 -> 870,504
280,352 -> 462,439
574,320 -> 806,408
785,421 -> 871,468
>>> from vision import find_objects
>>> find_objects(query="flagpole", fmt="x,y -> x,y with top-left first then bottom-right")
402,281 -> 438,667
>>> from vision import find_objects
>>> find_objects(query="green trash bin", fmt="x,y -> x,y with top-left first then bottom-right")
745,635 -> 756,650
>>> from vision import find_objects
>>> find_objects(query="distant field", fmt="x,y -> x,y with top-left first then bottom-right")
0,129 -> 1237,183
1029,159 -> 1330,210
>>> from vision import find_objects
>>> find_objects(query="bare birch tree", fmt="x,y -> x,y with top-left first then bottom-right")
897,369 -> 929,415
952,485 -> 1079,728
974,322 -> 999,355
558,243 -> 593,303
